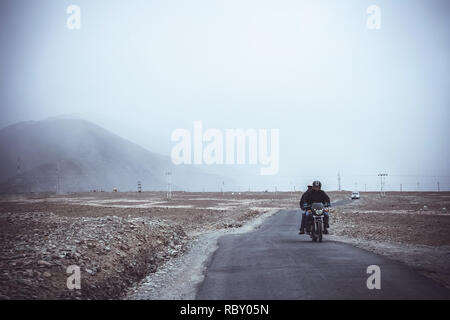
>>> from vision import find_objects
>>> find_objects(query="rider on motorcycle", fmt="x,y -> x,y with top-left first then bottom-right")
301,180 -> 331,234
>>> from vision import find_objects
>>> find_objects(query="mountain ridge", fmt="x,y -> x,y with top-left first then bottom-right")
0,118 -> 226,193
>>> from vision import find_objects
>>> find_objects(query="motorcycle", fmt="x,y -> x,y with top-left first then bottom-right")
306,202 -> 329,242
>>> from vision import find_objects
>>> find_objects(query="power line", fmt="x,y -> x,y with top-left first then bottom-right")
56,160 -> 61,194
378,173 -> 388,197
16,157 -> 22,185
165,171 -> 172,200
337,171 -> 341,191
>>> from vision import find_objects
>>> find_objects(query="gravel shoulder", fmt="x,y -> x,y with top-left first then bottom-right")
126,209 -> 280,300
1,191 -> 448,299
329,192 -> 450,289
0,192 -> 296,299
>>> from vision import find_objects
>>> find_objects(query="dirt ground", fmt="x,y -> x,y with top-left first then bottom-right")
0,191 -> 449,299
329,192 -> 450,288
0,191 -> 297,299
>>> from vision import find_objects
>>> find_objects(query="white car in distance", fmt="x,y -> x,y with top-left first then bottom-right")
351,191 -> 360,200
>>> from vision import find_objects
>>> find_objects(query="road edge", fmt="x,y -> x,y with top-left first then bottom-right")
126,208 -> 282,300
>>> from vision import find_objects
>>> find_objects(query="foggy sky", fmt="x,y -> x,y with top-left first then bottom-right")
1,0 -> 449,191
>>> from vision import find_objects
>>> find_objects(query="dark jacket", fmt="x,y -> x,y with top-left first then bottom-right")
299,189 -> 312,210
302,189 -> 330,208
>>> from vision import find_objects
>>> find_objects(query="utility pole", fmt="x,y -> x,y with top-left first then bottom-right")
16,157 -> 22,186
400,184 -> 402,192
165,171 -> 172,200
378,173 -> 388,197
56,161 -> 61,194
137,181 -> 142,193
365,184 -> 367,192
437,182 -> 440,192
417,182 -> 420,191
337,171 -> 341,191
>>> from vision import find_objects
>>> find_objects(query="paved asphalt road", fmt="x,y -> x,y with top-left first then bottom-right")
196,205 -> 450,300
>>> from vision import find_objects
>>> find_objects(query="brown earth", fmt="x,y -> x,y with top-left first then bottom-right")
1,191 -> 449,299
330,192 -> 450,246
0,191 -> 298,300
329,192 -> 450,288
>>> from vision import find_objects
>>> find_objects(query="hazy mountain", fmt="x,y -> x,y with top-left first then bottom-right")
0,118 -> 227,193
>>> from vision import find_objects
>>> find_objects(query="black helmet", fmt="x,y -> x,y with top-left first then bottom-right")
312,180 -> 322,189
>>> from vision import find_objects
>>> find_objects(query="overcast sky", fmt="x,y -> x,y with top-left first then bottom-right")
1,0 -> 449,191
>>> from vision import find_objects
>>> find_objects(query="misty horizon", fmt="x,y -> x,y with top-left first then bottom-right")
1,0 -> 449,191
